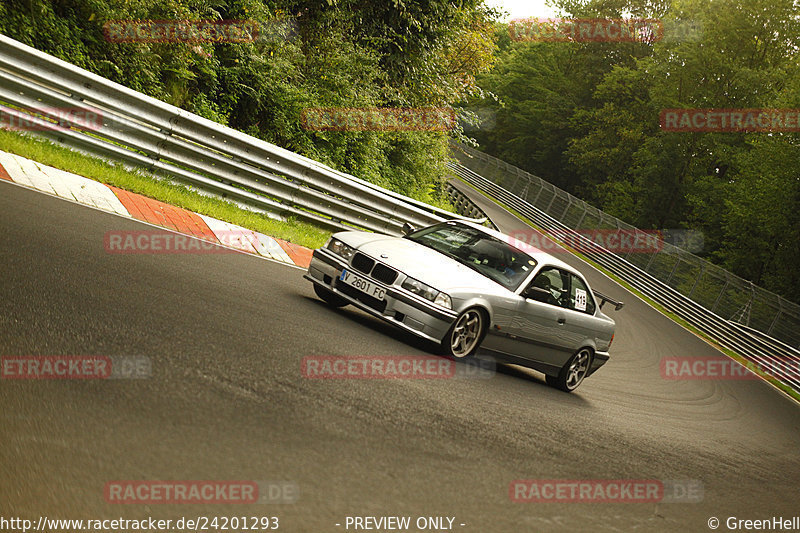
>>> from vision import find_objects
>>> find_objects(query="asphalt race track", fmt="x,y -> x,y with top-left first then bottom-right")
1,179 -> 799,532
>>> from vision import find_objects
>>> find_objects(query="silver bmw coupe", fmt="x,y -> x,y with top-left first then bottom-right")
304,220 -> 623,392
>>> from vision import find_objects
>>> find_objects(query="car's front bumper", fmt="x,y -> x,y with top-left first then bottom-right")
305,248 -> 458,344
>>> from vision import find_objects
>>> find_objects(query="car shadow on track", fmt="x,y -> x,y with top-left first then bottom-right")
484,361 -> 593,405
304,296 -> 592,402
304,296 -> 438,354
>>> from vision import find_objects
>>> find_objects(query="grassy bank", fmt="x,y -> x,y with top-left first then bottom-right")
0,129 -> 331,249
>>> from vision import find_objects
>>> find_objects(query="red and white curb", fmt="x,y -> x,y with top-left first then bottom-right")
0,150 -> 313,268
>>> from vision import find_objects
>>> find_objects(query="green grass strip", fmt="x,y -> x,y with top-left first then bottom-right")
0,129 -> 331,249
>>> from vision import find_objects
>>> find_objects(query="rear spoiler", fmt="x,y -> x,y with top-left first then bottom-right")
593,291 -> 624,311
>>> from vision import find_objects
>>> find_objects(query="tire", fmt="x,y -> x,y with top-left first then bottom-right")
442,308 -> 487,358
547,348 -> 592,392
314,284 -> 349,308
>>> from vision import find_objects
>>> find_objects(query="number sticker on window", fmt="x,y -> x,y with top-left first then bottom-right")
574,288 -> 587,311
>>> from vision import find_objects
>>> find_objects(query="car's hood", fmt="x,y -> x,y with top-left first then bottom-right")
335,232 -> 512,295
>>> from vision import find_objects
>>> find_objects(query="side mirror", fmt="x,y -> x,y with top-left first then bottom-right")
522,286 -> 551,302
401,222 -> 417,236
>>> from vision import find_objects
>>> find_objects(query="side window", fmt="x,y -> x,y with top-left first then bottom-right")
569,274 -> 596,315
526,267 -> 569,308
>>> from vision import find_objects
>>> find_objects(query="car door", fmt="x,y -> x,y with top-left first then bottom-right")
561,272 -> 608,349
497,266 -> 580,371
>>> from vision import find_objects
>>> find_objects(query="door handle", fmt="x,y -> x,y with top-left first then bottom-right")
557,317 -> 566,325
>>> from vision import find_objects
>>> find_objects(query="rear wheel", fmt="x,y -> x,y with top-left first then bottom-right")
547,348 -> 592,392
314,284 -> 348,308
442,308 -> 486,358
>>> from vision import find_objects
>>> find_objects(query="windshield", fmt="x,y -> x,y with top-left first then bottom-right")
406,222 -> 536,291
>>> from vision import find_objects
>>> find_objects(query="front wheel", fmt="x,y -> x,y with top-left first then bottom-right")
314,284 -> 349,308
546,348 -> 592,392
442,308 -> 486,358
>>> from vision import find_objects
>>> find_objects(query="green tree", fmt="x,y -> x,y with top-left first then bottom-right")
466,0 -> 800,301
0,0 -> 499,206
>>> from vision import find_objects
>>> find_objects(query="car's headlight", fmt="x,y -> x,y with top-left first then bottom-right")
402,276 -> 452,309
326,238 -> 355,261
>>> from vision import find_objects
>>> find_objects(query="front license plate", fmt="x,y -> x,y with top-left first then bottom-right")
340,269 -> 386,300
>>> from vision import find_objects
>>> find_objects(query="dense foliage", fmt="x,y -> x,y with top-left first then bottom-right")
1,0 -> 797,302
0,0 -> 497,206
467,0 -> 800,302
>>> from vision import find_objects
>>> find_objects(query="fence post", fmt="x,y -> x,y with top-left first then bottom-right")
711,280 -> 730,313
768,304 -> 783,336
687,265 -> 705,298
559,196 -> 571,222
665,256 -> 681,286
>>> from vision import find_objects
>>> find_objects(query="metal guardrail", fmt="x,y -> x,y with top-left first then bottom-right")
0,34 -> 486,236
448,156 -> 800,394
1,34 -> 796,393
450,141 -> 800,351
444,182 -> 497,230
